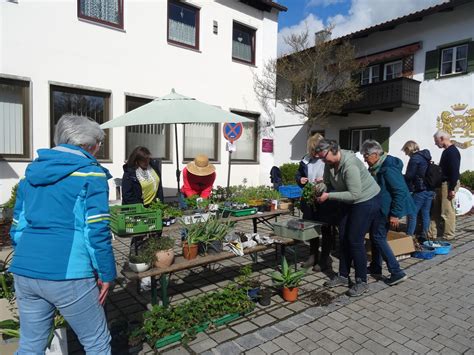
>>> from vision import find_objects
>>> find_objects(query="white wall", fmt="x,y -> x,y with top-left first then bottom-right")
0,0 -> 281,203
274,1 -> 474,173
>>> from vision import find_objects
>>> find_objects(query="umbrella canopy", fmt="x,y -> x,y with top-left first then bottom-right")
100,89 -> 254,194
101,89 -> 253,128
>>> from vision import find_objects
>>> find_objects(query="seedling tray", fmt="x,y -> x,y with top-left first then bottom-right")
218,207 -> 257,217
110,203 -> 162,236
272,219 -> 322,241
154,313 -> 242,349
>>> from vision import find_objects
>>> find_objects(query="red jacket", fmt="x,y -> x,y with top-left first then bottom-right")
181,167 -> 216,198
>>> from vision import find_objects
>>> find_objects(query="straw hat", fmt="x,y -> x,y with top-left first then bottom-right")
186,154 -> 216,176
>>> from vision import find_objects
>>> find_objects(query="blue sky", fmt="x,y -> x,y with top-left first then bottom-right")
276,0 -> 447,55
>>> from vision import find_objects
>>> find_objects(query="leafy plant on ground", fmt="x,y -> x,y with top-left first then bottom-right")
142,284 -> 254,346
235,265 -> 260,290
271,256 -> 307,288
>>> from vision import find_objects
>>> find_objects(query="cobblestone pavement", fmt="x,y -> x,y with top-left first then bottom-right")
7,212 -> 470,354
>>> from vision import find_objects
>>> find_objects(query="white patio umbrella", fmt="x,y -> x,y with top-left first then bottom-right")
101,89 -> 253,191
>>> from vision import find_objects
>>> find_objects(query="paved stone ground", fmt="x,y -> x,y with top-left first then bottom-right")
1,212 -> 472,354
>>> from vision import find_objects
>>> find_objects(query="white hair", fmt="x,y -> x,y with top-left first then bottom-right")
54,114 -> 105,147
360,139 -> 384,156
433,130 -> 451,139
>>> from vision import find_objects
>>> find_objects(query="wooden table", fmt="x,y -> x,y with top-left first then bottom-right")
122,236 -> 295,306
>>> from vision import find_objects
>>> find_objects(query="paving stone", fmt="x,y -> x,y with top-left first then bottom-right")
361,339 -> 392,354
255,326 -> 282,341
315,337 -> 340,353
189,338 -> 218,353
252,314 -> 277,327
234,333 -> 264,350
245,347 -> 264,355
297,338 -> 319,352
258,341 -> 281,354
272,335 -> 302,353
213,341 -> 244,355
209,328 -> 238,343
309,348 -> 331,355
162,346 -> 191,355
273,319 -> 298,333
405,339 -> 431,354
270,307 -> 294,319
386,341 -> 413,354
232,321 -> 259,335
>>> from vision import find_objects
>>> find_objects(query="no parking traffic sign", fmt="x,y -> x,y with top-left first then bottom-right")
223,123 -> 243,143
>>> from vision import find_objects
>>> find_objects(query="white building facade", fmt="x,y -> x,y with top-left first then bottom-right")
0,0 -> 286,203
274,0 -> 474,174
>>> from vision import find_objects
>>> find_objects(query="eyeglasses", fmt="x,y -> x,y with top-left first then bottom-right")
320,150 -> 330,160
363,153 -> 374,159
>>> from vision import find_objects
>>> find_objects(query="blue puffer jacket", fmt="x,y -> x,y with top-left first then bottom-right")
9,144 -> 117,282
374,155 -> 416,218
404,149 -> 432,192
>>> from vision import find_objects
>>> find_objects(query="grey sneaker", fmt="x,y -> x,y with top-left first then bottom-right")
346,281 -> 369,297
324,275 -> 349,288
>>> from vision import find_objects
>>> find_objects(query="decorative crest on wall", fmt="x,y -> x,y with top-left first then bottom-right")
437,104 -> 474,149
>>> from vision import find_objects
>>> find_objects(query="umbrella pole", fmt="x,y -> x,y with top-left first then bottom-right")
175,124 -> 181,194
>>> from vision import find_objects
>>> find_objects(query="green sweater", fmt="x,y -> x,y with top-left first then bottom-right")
324,150 -> 380,204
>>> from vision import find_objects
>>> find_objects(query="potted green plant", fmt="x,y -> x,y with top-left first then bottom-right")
271,256 -> 307,302
198,218 -> 234,255
127,328 -> 145,354
258,287 -> 272,306
128,252 -> 151,273
149,236 -> 175,268
181,221 -> 202,260
235,265 -> 261,301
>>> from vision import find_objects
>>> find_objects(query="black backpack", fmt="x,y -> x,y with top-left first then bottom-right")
424,161 -> 443,189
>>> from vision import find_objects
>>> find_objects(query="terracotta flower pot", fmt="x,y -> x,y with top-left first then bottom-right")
182,242 -> 199,260
282,286 -> 298,302
154,249 -> 175,268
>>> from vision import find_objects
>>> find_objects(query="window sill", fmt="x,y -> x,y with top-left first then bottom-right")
232,58 -> 257,68
78,17 -> 126,33
436,71 -> 469,80
0,157 -> 32,162
229,160 -> 259,165
167,41 -> 201,53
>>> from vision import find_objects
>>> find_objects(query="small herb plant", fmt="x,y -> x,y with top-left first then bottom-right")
235,265 -> 260,290
272,256 -> 307,288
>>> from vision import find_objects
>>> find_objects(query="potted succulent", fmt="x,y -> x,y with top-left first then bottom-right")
271,256 -> 307,302
198,218 -> 234,255
235,265 -> 261,301
181,221 -> 201,260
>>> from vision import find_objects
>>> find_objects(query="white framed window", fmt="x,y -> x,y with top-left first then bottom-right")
230,111 -> 259,162
125,96 -> 171,161
183,123 -> 218,161
350,128 -> 378,152
0,78 -> 30,159
440,44 -> 468,76
383,60 -> 402,80
361,65 -> 380,85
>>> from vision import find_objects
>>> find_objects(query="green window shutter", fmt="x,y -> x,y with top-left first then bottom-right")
375,127 -> 390,152
424,49 -> 440,80
339,129 -> 351,150
467,41 -> 474,73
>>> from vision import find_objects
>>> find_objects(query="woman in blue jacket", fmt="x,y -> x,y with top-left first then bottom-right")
361,140 -> 415,286
402,140 -> 435,241
9,114 -> 116,354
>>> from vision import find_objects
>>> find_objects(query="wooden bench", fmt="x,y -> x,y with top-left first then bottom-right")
121,236 -> 295,306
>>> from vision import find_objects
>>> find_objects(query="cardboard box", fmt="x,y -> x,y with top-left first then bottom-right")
365,231 -> 415,260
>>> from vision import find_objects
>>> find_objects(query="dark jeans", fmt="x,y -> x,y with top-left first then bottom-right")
309,225 -> 335,266
369,212 -> 404,276
406,190 -> 435,237
338,194 -> 381,282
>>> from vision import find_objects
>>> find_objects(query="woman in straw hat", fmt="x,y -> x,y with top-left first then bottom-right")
181,154 -> 216,198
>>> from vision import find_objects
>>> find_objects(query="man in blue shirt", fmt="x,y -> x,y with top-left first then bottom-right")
428,130 -> 461,240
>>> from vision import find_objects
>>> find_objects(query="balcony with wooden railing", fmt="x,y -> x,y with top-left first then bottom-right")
340,77 -> 421,114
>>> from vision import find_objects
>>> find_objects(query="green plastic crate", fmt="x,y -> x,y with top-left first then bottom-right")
272,219 -> 322,241
219,207 -> 257,217
110,203 -> 162,236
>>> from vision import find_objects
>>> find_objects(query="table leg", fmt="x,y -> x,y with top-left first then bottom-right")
252,217 -> 257,233
160,274 -> 170,308
151,276 -> 157,305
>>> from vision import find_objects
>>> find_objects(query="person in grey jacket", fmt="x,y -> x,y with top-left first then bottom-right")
315,139 -> 381,297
